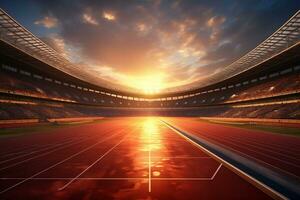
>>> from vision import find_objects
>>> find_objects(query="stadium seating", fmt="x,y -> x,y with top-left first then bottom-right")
0,62 -> 300,121
1,66 -> 300,108
1,101 -> 299,120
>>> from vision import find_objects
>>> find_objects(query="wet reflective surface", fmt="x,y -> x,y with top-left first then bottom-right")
0,117 -> 272,199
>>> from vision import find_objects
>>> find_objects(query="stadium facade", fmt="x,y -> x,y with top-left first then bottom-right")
0,8 -> 299,120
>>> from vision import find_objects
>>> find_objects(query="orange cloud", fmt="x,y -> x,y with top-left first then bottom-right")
34,16 -> 58,28
207,16 -> 226,27
103,11 -> 116,21
42,35 -> 71,59
82,12 -> 98,25
207,16 -> 226,41
27,0 -> 296,93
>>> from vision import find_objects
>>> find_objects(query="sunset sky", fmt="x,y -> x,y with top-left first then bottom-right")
1,0 -> 299,93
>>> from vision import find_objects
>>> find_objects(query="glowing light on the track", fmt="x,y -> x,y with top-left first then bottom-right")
142,118 -> 162,150
152,171 -> 160,177
140,118 -> 164,192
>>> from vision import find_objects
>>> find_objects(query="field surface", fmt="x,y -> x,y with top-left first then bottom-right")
1,117 -> 295,199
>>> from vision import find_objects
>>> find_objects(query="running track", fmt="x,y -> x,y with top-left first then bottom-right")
0,117 -> 276,199
164,117 -> 300,180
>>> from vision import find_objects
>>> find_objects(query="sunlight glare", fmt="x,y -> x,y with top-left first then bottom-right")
126,75 -> 166,94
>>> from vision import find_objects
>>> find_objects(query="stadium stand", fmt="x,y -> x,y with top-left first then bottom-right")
0,9 -> 299,121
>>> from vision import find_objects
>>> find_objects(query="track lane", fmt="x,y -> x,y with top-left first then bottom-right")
165,117 -> 300,179
0,117 -> 274,199
0,119 -> 132,193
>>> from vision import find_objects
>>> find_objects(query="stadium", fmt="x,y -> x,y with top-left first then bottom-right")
0,1 -> 299,200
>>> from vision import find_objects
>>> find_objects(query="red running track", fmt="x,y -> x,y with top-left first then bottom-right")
0,117 -> 272,199
164,117 -> 300,181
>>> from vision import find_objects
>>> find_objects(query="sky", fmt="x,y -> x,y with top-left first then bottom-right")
0,0 -> 299,94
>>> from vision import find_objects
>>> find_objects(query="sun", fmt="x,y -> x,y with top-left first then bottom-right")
140,77 -> 163,94
125,74 -> 166,94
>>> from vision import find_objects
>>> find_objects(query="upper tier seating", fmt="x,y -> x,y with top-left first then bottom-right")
0,66 -> 300,108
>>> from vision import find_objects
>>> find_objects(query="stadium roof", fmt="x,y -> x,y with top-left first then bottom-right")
167,10 -> 300,93
0,8 -> 299,96
0,8 -> 135,93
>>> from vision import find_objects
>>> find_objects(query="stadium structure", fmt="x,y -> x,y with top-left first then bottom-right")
0,7 -> 299,200
0,9 -> 300,119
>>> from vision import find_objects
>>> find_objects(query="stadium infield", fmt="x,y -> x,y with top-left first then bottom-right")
0,117 -> 285,199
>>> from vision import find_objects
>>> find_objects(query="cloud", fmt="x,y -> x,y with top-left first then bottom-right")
102,11 -> 116,21
82,10 -> 99,25
34,16 -> 58,28
136,23 -> 147,32
207,16 -> 226,27
28,0 -> 300,92
42,35 -> 71,59
206,15 -> 226,41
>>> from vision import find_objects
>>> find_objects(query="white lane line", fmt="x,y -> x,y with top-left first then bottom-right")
148,143 -> 151,193
58,136 -> 128,191
222,135 -> 300,159
0,145 -> 43,158
0,177 -> 217,180
215,128 -> 300,152
174,123 -> 300,179
0,136 -> 85,160
0,131 -> 124,194
0,138 -> 76,164
0,136 -> 96,171
0,147 -> 39,158
0,177 -> 145,180
194,133 -> 300,179
150,156 -> 212,159
153,177 -> 212,180
148,121 -> 152,193
161,120 -> 288,200
0,150 -> 28,158
211,164 -> 222,180
205,134 -> 300,168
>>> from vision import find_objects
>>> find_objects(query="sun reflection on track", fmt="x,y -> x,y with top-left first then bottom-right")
140,117 -> 164,192
0,117 -> 277,199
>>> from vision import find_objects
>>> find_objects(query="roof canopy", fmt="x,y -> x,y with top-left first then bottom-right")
0,8 -> 299,95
